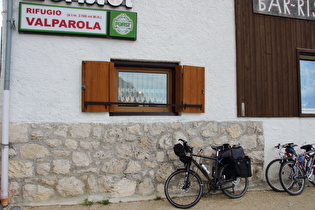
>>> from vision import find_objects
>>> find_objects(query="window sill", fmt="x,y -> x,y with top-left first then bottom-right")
109,112 -> 179,116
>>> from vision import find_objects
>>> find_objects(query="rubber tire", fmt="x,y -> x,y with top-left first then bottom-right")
279,160 -> 305,196
220,165 -> 249,199
164,169 -> 203,209
265,159 -> 285,192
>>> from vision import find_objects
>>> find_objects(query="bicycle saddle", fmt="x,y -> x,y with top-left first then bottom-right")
211,143 -> 230,151
301,144 -> 313,151
285,143 -> 298,148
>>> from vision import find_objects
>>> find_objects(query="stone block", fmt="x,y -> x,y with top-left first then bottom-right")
227,124 -> 244,139
138,136 -> 154,150
56,177 -> 84,197
53,124 -> 68,137
70,124 -> 91,138
102,159 -> 125,174
9,161 -> 33,178
111,178 -> 136,197
115,144 -> 133,158
53,159 -> 71,174
127,124 -> 142,135
156,163 -> 174,182
87,175 -> 99,193
201,122 -> 219,137
10,124 -> 29,143
124,160 -> 141,174
65,139 -> 78,150
156,151 -> 165,162
72,151 -> 90,167
138,178 -> 154,196
80,140 -> 100,150
20,144 -> 49,159
31,130 -> 44,141
36,162 -> 51,176
45,139 -> 63,148
158,133 -> 172,149
149,123 -> 166,136
23,184 -> 54,202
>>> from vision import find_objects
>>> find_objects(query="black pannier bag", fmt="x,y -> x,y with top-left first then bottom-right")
235,156 -> 252,178
219,144 -> 232,159
174,143 -> 185,156
220,145 -> 252,178
231,146 -> 245,160
173,143 -> 191,164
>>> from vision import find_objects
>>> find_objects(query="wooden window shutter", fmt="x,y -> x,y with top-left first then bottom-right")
82,61 -> 112,112
176,65 -> 205,113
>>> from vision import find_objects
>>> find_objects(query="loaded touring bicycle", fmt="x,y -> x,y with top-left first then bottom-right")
164,139 -> 252,209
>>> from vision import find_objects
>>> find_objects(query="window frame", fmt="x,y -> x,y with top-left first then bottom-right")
81,60 -> 205,115
110,65 -> 175,114
298,49 -> 315,117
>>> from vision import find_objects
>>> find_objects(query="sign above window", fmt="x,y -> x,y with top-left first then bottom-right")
19,3 -> 108,36
253,0 -> 315,20
19,3 -> 137,40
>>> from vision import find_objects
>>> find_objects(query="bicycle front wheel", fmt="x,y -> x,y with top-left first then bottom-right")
219,165 -> 248,199
265,159 -> 285,192
279,160 -> 305,196
164,169 -> 203,209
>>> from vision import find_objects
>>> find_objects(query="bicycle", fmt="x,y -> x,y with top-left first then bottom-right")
279,144 -> 315,195
265,143 -> 297,192
164,139 -> 251,209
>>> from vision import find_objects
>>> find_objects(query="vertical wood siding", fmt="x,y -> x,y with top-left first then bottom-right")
235,0 -> 315,117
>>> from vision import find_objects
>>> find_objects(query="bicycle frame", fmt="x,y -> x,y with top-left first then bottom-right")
283,148 -> 315,183
182,147 -> 226,192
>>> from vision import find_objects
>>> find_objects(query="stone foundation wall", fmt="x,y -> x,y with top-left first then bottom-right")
2,121 -> 264,205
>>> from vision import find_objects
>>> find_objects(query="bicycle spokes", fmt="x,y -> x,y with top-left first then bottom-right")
280,160 -> 306,195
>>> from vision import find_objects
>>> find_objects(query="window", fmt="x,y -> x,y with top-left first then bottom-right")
119,71 -> 168,104
299,50 -> 315,116
113,66 -> 173,113
81,60 -> 205,115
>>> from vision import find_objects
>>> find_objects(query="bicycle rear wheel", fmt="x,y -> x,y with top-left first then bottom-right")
265,159 -> 285,192
164,169 -> 203,209
279,160 -> 305,196
219,165 -> 248,199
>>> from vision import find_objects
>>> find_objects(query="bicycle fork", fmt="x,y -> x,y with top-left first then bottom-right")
182,172 -> 191,190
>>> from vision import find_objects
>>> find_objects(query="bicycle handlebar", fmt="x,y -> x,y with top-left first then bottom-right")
179,139 -> 187,144
178,139 -> 193,153
275,143 -> 298,149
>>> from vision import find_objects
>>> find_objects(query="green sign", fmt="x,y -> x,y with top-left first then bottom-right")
19,3 -> 137,40
109,11 -> 137,40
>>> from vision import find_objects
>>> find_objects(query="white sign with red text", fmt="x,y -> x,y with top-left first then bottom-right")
19,3 -> 108,36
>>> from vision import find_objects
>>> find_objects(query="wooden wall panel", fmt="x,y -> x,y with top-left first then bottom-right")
235,0 -> 315,117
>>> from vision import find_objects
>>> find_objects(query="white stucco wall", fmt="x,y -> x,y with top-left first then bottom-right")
1,0 -> 315,166
4,0 -> 237,123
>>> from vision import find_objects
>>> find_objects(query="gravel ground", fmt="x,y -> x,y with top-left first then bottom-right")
7,187 -> 315,210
